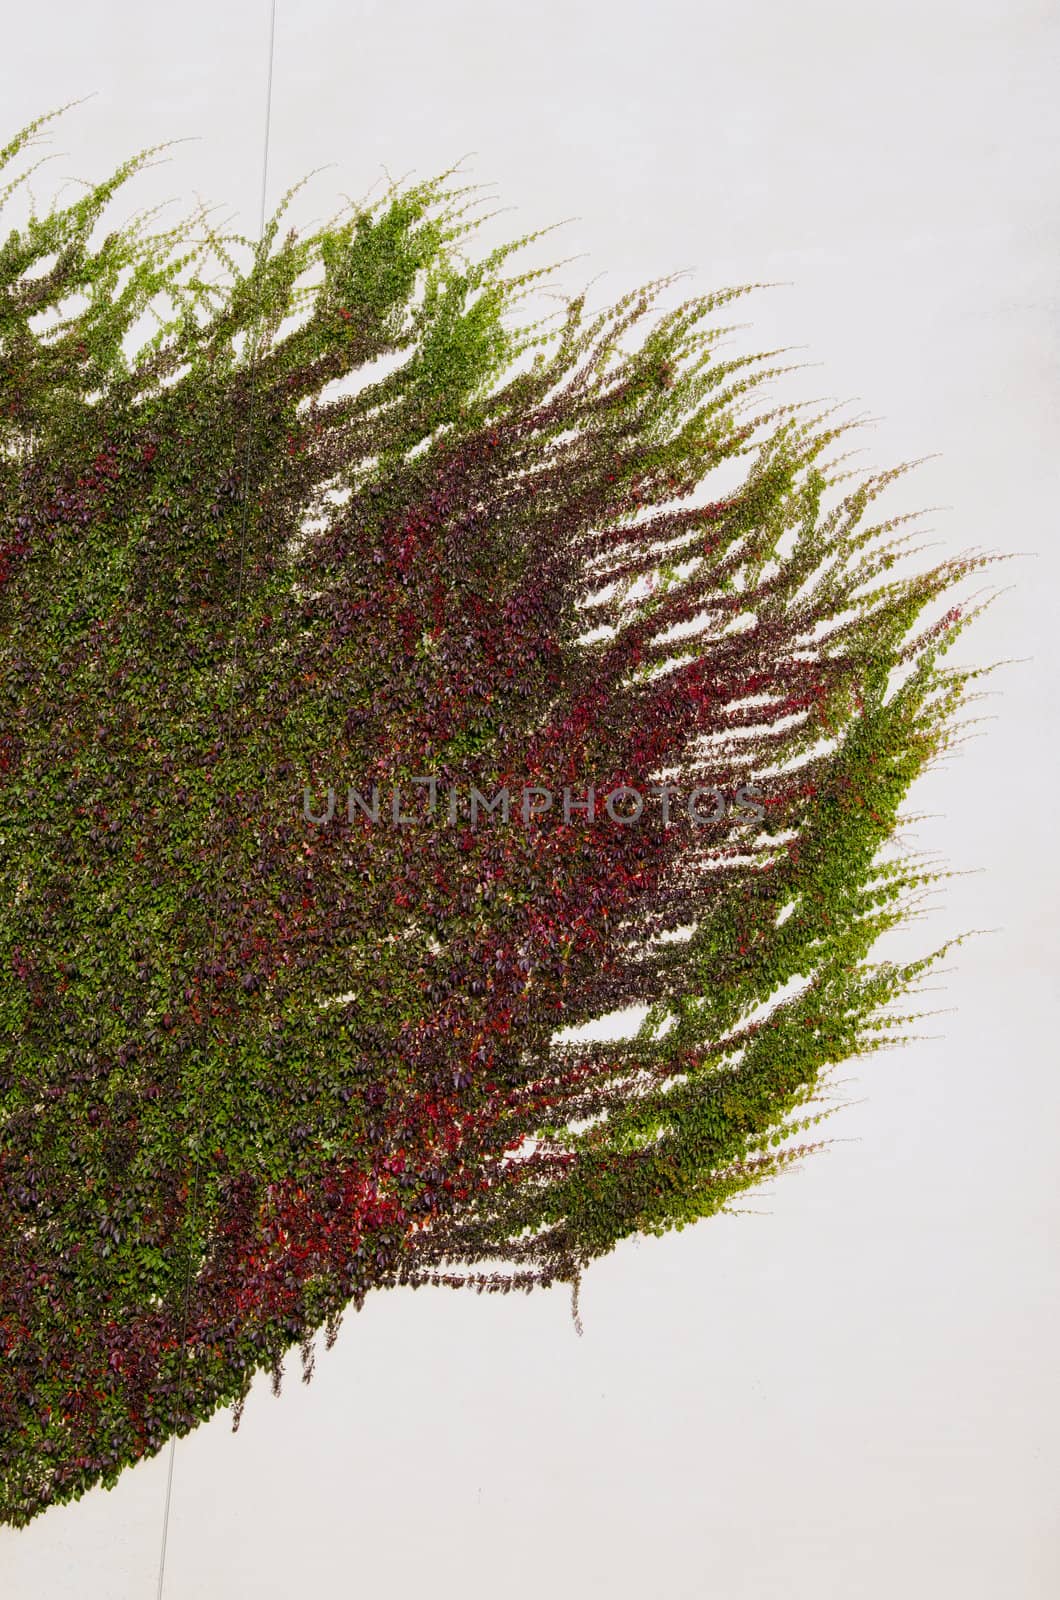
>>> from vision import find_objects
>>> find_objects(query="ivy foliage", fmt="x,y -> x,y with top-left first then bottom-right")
0,106 -> 996,1524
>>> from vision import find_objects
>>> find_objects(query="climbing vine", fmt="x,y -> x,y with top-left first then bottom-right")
0,104 -> 997,1524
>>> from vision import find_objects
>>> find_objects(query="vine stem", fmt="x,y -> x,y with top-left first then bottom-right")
154,4 -> 278,1596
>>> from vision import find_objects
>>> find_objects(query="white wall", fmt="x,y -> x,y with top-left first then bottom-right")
1,3 -> 1057,1595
